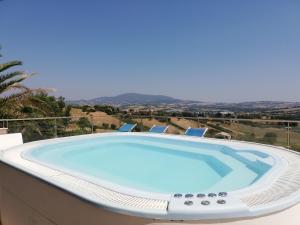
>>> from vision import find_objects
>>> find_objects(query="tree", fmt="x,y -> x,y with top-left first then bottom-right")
0,49 -> 64,119
0,63 -> 27,115
26,93 -> 68,117
0,48 -> 41,118
77,117 -> 91,130
94,105 -> 118,115
0,48 -> 73,141
8,93 -> 73,142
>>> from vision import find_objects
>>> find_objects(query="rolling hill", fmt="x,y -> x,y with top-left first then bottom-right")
68,93 -> 300,110
68,93 -> 185,105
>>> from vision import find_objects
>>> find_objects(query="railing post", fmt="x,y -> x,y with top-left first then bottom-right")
118,114 -> 122,127
54,118 -> 57,138
287,122 -> 290,149
6,120 -> 8,129
140,116 -> 144,132
90,115 -> 94,134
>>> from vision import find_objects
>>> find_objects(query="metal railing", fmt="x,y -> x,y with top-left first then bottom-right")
0,115 -> 299,151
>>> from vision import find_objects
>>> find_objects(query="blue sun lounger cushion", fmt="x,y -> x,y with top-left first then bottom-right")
149,125 -> 169,134
118,123 -> 137,132
185,127 -> 208,137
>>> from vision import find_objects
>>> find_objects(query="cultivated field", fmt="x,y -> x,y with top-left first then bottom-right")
66,108 -> 300,150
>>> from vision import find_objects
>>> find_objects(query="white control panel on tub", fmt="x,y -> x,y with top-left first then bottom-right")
167,192 -> 249,220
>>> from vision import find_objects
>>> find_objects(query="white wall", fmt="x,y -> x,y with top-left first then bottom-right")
0,128 -> 8,135
0,133 -> 23,151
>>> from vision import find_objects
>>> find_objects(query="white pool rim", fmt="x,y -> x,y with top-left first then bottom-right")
1,132 -> 300,220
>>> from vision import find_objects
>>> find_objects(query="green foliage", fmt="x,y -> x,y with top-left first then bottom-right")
181,111 -> 195,117
78,104 -> 120,115
77,117 -> 92,130
65,105 -> 72,117
0,49 -> 77,141
81,105 -> 95,113
25,93 -> 68,117
8,120 -> 55,142
291,144 -> 300,152
156,117 -> 170,123
260,132 -> 278,144
121,117 -> 135,125
102,123 -> 109,129
0,51 -> 31,117
3,92 -> 74,142
277,122 -> 298,127
205,129 -> 219,138
94,105 -> 119,115
134,124 -> 141,132
237,132 -> 256,142
58,129 -> 89,137
155,111 -> 166,116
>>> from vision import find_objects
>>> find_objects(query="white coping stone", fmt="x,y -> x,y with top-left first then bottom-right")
0,128 -> 8,135
0,133 -> 23,151
1,132 -> 300,220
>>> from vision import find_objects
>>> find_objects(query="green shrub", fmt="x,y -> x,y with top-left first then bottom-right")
260,132 -> 278,144
291,144 -> 300,152
102,123 -> 109,129
77,117 -> 91,130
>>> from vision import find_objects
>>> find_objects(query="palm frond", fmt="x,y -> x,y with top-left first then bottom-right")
0,72 -> 33,94
0,71 -> 24,83
0,76 -> 29,94
0,60 -> 22,73
28,95 -> 56,114
0,54 -> 51,119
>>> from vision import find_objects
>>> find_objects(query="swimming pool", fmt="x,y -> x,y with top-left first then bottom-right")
1,132 -> 300,222
24,135 -> 272,194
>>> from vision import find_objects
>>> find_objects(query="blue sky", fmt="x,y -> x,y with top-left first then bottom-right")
1,0 -> 299,102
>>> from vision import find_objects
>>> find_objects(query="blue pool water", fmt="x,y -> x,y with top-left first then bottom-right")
25,135 -> 272,193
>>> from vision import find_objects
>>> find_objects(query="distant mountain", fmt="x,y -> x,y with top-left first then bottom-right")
210,101 -> 300,109
68,93 -> 300,110
68,93 -> 186,105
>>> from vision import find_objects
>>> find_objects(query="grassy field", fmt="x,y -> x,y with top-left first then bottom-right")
134,118 -> 182,134
170,118 -> 199,129
66,109 -> 300,151
222,122 -> 300,149
69,108 -> 120,131
170,118 -> 300,150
